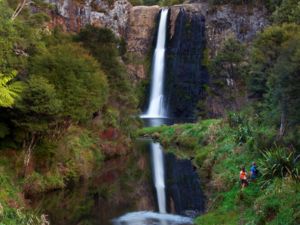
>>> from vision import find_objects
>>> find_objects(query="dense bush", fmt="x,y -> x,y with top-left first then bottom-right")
76,25 -> 139,135
272,0 -> 300,24
29,42 -> 108,122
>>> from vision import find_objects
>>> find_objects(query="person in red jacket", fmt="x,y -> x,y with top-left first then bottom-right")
240,166 -> 248,188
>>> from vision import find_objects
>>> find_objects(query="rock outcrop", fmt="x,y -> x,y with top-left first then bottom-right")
126,5 -> 160,81
46,0 -> 131,36
203,3 -> 268,57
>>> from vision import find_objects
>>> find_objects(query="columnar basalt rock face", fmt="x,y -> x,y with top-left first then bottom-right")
165,7 -> 209,119
46,0 -> 131,36
204,3 -> 268,57
169,3 -> 268,57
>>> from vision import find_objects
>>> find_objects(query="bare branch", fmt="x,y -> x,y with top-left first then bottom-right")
11,0 -> 30,21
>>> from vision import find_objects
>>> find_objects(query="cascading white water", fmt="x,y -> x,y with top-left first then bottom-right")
141,9 -> 168,118
151,142 -> 166,213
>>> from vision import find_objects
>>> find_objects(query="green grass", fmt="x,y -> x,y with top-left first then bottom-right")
0,152 -> 43,224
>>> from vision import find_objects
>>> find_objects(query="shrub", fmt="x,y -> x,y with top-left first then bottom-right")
254,178 -> 300,225
247,126 -> 277,152
259,147 -> 300,187
227,112 -> 253,145
227,112 -> 245,128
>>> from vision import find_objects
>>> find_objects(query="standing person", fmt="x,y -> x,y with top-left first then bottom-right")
250,162 -> 258,181
240,166 -> 248,188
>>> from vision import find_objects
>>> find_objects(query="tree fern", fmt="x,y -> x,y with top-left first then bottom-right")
0,71 -> 24,107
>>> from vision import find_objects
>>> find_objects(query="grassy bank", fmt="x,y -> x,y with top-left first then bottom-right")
0,151 -> 47,224
138,118 -> 300,224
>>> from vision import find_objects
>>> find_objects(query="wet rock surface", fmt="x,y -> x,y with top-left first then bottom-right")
165,8 -> 209,119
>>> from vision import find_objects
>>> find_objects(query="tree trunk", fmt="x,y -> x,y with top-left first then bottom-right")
278,109 -> 286,140
11,0 -> 28,21
23,133 -> 37,177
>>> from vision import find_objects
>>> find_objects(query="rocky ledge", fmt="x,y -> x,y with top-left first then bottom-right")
45,0 -> 131,36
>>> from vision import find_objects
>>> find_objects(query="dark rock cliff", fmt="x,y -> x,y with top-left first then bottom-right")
165,8 -> 209,119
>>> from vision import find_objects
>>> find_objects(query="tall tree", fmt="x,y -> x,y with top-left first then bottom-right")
248,24 -> 300,135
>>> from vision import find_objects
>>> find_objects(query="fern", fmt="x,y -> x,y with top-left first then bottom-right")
0,71 -> 24,107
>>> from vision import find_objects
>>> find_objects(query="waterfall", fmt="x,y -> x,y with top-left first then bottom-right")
141,8 -> 168,118
151,142 -> 166,213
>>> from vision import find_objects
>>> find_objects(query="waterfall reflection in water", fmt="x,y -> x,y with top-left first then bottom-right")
151,142 -> 166,213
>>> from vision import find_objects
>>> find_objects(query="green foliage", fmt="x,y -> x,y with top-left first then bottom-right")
209,38 -> 246,84
264,0 -> 283,11
208,38 -> 247,112
267,35 -> 300,127
272,0 -> 300,24
248,24 -> 300,130
227,112 -> 253,145
15,76 -> 62,132
208,0 -> 258,5
138,119 -> 220,149
30,42 -> 108,122
0,123 -> 10,138
195,211 -> 239,225
247,125 -> 277,152
0,71 -> 24,107
77,25 -> 139,135
0,206 -> 45,225
259,147 -> 300,186
0,153 -> 44,224
254,178 -> 300,225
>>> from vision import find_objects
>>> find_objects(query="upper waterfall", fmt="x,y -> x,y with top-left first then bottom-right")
141,8 -> 168,118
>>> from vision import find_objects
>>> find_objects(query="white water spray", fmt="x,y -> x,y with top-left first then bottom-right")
151,142 -> 166,213
141,9 -> 169,118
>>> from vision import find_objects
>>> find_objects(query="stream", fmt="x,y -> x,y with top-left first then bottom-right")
30,136 -> 153,225
30,119 -> 204,225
